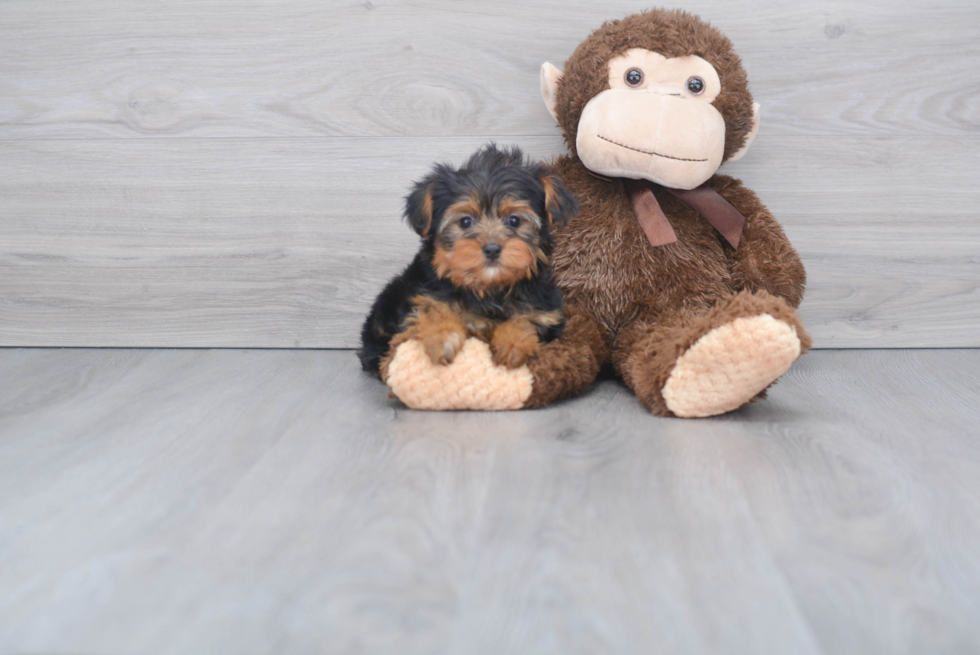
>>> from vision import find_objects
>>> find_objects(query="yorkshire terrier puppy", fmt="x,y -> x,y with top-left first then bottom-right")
359,144 -> 577,379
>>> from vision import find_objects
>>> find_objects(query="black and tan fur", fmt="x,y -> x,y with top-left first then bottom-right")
358,144 -> 577,377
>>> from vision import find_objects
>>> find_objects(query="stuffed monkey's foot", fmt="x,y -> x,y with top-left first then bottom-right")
385,338 -> 533,411
662,314 -> 801,418
614,290 -> 810,417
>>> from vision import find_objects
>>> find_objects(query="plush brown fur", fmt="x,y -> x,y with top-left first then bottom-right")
380,9 -> 810,416
613,290 -> 811,416
524,305 -> 609,408
523,8 -> 810,415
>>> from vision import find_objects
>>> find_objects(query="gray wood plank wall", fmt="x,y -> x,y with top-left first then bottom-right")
2,0 -> 978,348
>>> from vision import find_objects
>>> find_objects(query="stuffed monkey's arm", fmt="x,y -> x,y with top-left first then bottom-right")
714,176 -> 807,308
522,304 -> 608,408
384,303 -> 608,411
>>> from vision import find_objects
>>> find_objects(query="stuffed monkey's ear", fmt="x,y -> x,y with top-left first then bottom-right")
540,62 -> 563,123
537,168 -> 577,228
728,102 -> 761,163
404,178 -> 436,237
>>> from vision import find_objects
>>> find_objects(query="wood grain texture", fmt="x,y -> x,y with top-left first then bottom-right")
1,0 -> 977,138
1,348 -> 978,654
2,135 -> 978,348
1,1 -> 978,348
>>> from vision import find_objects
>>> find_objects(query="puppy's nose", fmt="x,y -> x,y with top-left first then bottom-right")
482,242 -> 502,260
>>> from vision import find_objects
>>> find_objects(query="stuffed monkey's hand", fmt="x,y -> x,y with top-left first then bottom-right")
384,338 -> 533,411
383,306 -> 606,411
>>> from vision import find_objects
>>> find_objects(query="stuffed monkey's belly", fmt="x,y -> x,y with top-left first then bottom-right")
553,214 -> 734,336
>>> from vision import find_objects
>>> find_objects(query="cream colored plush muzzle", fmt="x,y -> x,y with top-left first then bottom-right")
575,87 -> 726,190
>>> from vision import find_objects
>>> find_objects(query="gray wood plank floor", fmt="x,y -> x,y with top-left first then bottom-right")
2,348 -> 978,654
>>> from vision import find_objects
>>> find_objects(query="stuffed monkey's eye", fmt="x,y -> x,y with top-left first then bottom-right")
505,215 -> 521,228
686,76 -> 706,95
459,216 -> 475,229
624,68 -> 645,87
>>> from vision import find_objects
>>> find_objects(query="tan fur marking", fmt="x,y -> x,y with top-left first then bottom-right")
453,307 -> 496,342
539,175 -> 561,224
444,198 -> 481,221
400,295 -> 468,366
420,188 -> 434,236
434,238 -> 538,294
433,240 -> 487,293
380,326 -> 417,381
523,309 -> 563,328
473,223 -> 509,243
431,244 -> 453,279
495,240 -> 537,284
491,316 -> 541,369
497,199 -> 542,227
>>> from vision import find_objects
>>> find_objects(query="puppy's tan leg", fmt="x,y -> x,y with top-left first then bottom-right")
401,296 -> 468,366
491,317 -> 540,369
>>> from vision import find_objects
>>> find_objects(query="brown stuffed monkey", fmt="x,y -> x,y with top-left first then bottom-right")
384,8 -> 810,417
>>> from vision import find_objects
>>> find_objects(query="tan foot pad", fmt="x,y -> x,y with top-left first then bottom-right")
662,314 -> 802,418
385,338 -> 533,411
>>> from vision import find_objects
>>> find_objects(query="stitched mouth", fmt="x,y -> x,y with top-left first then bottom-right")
597,135 -> 708,163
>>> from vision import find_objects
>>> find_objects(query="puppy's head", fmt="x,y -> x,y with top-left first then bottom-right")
405,144 -> 577,294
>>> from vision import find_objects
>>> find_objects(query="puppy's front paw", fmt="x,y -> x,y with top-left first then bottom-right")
491,320 -> 540,369
420,327 -> 466,365
491,342 -> 537,369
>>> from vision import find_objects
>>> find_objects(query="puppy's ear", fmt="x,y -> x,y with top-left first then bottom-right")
536,168 -> 577,228
404,178 -> 436,237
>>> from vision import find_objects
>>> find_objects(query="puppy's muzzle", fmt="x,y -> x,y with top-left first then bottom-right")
482,242 -> 503,261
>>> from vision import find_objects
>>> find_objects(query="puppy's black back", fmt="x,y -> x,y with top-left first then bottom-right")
358,252 -> 434,374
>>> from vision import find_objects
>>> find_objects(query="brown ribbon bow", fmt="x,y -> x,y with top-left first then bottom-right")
623,178 -> 745,250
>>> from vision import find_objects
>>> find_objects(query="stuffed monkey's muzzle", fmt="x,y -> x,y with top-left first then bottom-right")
576,87 -> 726,190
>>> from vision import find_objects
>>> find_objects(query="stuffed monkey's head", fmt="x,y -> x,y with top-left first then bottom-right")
541,9 -> 760,190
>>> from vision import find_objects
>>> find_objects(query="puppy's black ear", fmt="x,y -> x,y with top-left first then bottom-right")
404,177 -> 436,237
535,167 -> 577,228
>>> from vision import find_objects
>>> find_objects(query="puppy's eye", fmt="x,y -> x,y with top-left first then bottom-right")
625,68 -> 644,87
459,216 -> 475,229
686,76 -> 706,96
505,215 -> 521,228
